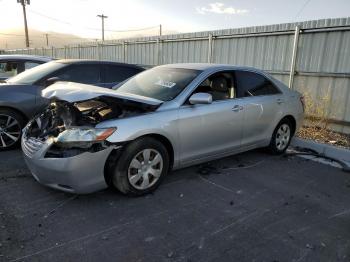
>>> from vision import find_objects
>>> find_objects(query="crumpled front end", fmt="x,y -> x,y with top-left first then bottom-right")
22,95 -> 158,194
22,135 -> 114,194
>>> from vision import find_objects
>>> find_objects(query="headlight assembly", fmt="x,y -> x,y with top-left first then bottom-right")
55,127 -> 116,143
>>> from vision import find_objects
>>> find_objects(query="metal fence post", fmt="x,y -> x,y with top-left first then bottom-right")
78,44 -> 81,59
123,41 -> 127,63
208,34 -> 213,63
114,43 -> 119,62
157,38 -> 162,65
288,26 -> 301,89
51,46 -> 54,58
98,43 -> 102,60
64,46 -> 67,58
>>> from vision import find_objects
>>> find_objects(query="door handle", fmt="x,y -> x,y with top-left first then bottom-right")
276,98 -> 284,104
232,105 -> 243,112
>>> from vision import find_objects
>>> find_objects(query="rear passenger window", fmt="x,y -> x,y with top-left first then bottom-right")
25,61 -> 42,70
104,65 -> 142,83
55,64 -> 101,84
234,71 -> 280,98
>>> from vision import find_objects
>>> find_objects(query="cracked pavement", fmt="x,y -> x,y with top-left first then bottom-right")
0,149 -> 350,261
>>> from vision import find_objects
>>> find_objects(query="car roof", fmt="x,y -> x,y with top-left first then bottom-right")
0,54 -> 52,62
55,59 -> 144,69
159,63 -> 264,72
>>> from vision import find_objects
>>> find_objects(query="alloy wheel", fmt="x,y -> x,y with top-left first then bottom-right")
0,114 -> 21,149
128,149 -> 163,190
275,123 -> 291,151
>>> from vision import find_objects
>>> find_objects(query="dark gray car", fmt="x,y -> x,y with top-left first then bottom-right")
0,59 -> 144,150
0,54 -> 52,81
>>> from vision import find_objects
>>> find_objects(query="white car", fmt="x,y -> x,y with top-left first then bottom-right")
22,63 -> 305,195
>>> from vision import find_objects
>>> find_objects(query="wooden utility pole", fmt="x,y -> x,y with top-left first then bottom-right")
97,14 -> 108,41
17,0 -> 30,47
44,33 -> 49,46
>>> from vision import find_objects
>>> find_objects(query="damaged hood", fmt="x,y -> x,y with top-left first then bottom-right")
42,81 -> 163,106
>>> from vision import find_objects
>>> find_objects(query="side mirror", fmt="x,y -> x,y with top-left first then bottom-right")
189,92 -> 213,105
45,77 -> 62,87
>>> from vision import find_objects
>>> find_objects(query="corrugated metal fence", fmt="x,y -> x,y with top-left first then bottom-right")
3,17 -> 350,133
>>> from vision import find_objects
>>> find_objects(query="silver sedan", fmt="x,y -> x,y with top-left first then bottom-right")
22,64 -> 304,195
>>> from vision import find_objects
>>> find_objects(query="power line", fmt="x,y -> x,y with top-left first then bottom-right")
27,8 -> 159,33
49,35 -> 89,40
28,9 -> 71,25
0,32 -> 45,39
103,25 -> 160,33
295,0 -> 312,19
0,34 -> 96,49
0,33 -> 25,37
0,32 -> 94,42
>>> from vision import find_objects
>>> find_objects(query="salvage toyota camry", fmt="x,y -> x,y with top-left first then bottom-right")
22,64 -> 304,195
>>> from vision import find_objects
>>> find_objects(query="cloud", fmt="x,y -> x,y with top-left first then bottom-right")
196,2 -> 248,15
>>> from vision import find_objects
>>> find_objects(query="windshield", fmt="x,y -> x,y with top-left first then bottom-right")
6,61 -> 66,85
114,67 -> 201,101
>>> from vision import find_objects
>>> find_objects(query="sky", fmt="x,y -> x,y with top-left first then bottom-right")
0,0 -> 350,41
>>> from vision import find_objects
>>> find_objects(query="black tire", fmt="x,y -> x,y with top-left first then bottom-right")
110,137 -> 170,196
268,119 -> 293,155
0,109 -> 26,151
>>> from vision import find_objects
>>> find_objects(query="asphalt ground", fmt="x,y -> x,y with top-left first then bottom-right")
0,148 -> 350,262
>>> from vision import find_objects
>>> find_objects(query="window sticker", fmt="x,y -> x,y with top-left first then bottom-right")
155,79 -> 176,88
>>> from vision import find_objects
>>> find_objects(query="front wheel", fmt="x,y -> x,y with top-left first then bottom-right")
0,109 -> 25,151
110,137 -> 169,196
268,120 -> 293,154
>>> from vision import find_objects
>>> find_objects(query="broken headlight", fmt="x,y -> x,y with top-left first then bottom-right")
55,127 -> 116,143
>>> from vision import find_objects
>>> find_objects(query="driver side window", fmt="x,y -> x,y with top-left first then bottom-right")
192,72 -> 235,101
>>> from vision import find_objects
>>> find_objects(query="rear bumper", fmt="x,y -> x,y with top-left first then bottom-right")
22,137 -> 115,194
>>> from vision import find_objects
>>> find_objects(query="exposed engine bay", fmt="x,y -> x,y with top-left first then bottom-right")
24,96 -> 159,156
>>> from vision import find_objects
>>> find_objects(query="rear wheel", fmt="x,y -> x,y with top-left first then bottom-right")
111,137 -> 169,196
0,109 -> 25,151
268,119 -> 292,154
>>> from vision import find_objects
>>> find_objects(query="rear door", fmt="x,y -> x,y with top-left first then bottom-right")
234,70 -> 284,147
53,64 -> 102,86
101,65 -> 143,88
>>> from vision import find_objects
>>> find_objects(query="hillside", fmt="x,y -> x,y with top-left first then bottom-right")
0,28 -> 91,50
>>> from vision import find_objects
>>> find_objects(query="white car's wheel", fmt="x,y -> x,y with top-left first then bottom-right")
268,119 -> 293,154
127,148 -> 164,190
111,137 -> 169,196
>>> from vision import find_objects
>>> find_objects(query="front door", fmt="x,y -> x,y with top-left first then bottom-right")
177,72 -> 244,165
